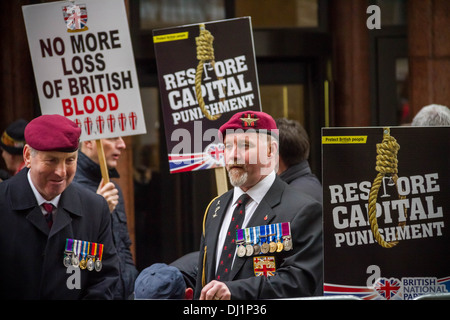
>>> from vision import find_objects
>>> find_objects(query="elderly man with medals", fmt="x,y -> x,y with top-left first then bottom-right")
0,114 -> 119,299
195,111 -> 323,300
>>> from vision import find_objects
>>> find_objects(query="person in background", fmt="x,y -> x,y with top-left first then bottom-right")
134,263 -> 192,299
411,104 -> 450,126
0,119 -> 28,179
275,118 -> 322,203
74,137 -> 138,299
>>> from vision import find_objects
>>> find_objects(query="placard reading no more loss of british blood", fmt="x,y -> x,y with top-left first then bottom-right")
23,0 -> 146,141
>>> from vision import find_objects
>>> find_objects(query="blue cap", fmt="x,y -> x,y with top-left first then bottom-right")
134,263 -> 186,299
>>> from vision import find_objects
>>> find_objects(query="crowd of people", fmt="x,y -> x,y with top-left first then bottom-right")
0,103 -> 448,299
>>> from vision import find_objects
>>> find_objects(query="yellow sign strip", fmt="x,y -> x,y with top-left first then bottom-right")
322,136 -> 367,144
153,32 -> 189,43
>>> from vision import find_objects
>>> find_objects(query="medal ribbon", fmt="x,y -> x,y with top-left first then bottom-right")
97,243 -> 104,261
81,241 -> 87,261
276,223 -> 282,241
253,227 -> 260,247
260,225 -> 266,245
245,227 -> 252,245
65,238 -> 73,252
249,227 -> 255,246
269,224 -> 275,243
90,242 -> 97,257
76,239 -> 82,261
281,222 -> 291,237
73,239 -> 78,258
236,228 -> 244,244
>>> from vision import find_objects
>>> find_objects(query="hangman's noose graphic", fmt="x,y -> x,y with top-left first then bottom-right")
367,127 -> 408,248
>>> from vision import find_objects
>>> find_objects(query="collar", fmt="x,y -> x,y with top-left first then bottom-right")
279,160 -> 311,182
77,151 -> 120,182
27,170 -> 61,207
232,170 -> 276,205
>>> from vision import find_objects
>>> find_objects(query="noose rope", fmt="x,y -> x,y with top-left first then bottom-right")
367,127 -> 408,248
195,24 -> 222,121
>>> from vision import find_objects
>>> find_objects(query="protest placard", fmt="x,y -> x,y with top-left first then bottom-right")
23,0 -> 146,142
322,126 -> 450,300
153,17 -> 261,175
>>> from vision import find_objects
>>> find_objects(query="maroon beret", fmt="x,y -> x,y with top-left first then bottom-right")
218,111 -> 278,141
25,114 -> 81,152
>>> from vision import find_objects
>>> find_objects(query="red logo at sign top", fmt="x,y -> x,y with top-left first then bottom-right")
62,4 -> 88,33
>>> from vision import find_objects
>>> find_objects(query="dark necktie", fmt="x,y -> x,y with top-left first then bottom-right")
216,193 -> 250,281
42,203 -> 54,229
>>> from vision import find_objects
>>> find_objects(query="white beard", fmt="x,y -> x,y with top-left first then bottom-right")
228,168 -> 248,187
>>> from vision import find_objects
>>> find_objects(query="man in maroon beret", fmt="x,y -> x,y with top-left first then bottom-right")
0,114 -> 119,299
195,111 -> 323,300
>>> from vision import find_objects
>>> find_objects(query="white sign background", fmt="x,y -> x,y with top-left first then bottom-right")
23,0 -> 146,141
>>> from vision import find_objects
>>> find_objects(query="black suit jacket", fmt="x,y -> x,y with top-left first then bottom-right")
194,176 -> 323,299
0,168 -> 120,299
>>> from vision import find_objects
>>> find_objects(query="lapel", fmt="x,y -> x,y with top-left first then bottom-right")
49,184 -> 83,238
205,191 -> 233,282
229,177 -> 285,280
10,169 -> 82,238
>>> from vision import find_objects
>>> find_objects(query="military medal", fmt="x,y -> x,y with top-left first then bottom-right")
72,239 -> 80,268
79,241 -> 88,269
276,223 -> 284,252
236,229 -> 246,257
87,242 -> 97,271
245,228 -> 254,256
260,225 -> 270,254
252,227 -> 261,255
63,238 -> 74,268
282,222 -> 293,251
268,224 -> 277,253
95,243 -> 103,272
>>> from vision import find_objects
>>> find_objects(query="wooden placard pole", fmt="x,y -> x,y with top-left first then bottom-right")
96,139 -> 110,184
215,166 -> 228,196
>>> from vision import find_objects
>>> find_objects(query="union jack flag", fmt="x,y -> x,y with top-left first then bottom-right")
205,143 -> 224,164
168,143 -> 225,173
374,278 -> 402,300
62,4 -> 88,32
253,256 -> 276,277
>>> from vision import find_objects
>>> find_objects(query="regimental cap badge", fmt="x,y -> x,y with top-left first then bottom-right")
218,111 -> 278,142
63,4 -> 88,33
240,113 -> 259,128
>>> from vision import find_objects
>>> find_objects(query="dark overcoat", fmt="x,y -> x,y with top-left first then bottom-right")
195,176 -> 323,299
0,168 -> 120,299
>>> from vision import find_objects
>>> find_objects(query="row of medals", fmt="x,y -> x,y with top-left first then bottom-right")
237,235 -> 293,258
63,251 -> 102,272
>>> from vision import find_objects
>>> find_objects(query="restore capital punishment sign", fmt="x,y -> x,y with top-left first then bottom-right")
23,0 -> 146,141
153,17 -> 261,173
322,126 -> 450,300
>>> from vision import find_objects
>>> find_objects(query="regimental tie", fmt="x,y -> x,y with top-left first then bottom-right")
42,203 -> 54,229
216,193 -> 251,281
